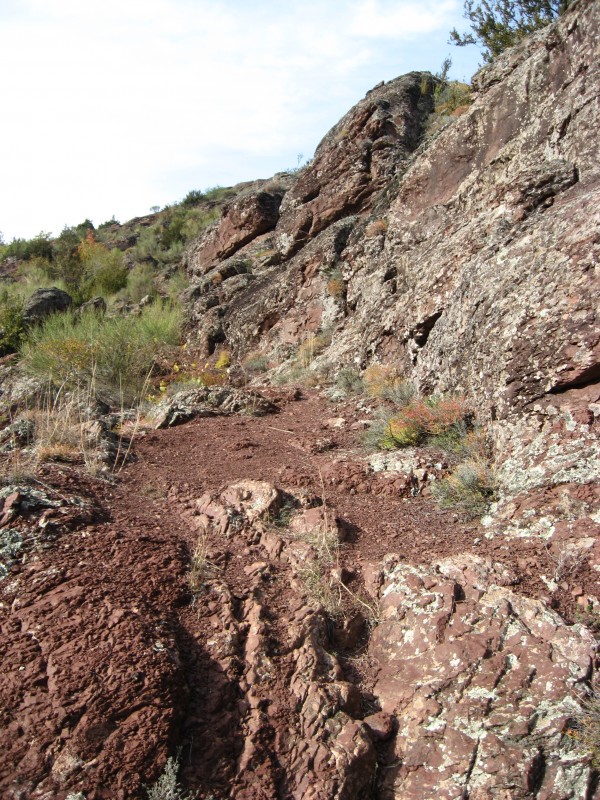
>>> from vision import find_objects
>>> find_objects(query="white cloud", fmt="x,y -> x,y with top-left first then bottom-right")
348,0 -> 460,38
0,0 -> 479,240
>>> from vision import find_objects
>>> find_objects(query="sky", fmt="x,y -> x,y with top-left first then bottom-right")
0,0 -> 482,242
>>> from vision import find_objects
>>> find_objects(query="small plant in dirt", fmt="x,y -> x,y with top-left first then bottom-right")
299,560 -> 343,617
570,694 -> 600,769
297,331 -> 331,369
334,367 -> 365,397
363,365 -> 415,404
325,268 -> 345,300
431,460 -> 496,519
146,755 -> 198,800
367,394 -> 469,450
188,532 -> 219,596
242,349 -> 270,375
214,349 -> 230,371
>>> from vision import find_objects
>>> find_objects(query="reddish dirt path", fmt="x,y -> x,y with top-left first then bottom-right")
1,389 -> 584,799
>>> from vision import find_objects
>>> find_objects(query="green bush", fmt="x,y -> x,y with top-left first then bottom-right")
0,232 -> 53,263
20,303 -> 182,404
335,367 -> 365,396
0,289 -> 25,356
78,236 -> 128,298
450,0 -> 570,62
431,460 -> 496,518
181,189 -> 204,207
122,263 -> 157,303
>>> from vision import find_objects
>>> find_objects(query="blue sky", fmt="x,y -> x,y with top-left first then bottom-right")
0,0 -> 482,241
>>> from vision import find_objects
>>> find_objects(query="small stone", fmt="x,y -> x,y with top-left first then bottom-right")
364,711 -> 394,741
243,561 -> 268,577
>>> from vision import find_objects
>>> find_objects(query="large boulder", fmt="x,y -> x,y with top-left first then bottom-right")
186,186 -> 287,276
22,287 -> 72,326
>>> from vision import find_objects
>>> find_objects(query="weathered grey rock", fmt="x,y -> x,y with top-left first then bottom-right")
370,554 -> 596,799
79,296 -> 107,315
148,386 -> 276,428
22,287 -> 72,326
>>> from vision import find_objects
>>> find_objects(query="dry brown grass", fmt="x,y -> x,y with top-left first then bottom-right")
365,219 -> 388,237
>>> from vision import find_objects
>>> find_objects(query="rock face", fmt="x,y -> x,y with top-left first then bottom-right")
275,71 -> 434,258
184,0 -> 599,549
186,183 -> 290,276
22,287 -> 72,326
371,555 -> 595,798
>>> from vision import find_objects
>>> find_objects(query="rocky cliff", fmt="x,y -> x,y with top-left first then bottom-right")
184,0 -> 599,567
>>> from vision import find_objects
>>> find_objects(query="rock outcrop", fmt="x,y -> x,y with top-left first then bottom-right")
184,0 -> 599,553
371,555 -> 595,798
22,287 -> 72,326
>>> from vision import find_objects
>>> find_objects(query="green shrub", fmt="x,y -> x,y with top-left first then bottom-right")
122,263 -> 157,303
242,350 -> 270,374
450,0 -> 570,62
165,269 -> 190,302
21,303 -> 182,404
0,232 -> 53,263
181,189 -> 204,207
180,207 -> 220,240
78,236 -> 128,298
0,289 -> 25,356
431,460 -> 496,518
335,367 -> 364,396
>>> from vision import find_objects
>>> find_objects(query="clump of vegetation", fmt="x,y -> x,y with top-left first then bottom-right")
77,232 -> 128,297
242,349 -> 270,375
146,755 -> 198,800
360,370 -> 495,517
334,367 -> 365,396
569,695 -> 600,769
450,0 -> 571,62
365,219 -> 388,237
297,331 -> 331,369
431,460 -> 495,519
214,349 -> 230,371
0,287 -> 25,356
188,533 -> 218,596
362,364 -> 416,405
434,81 -> 472,115
20,303 -> 182,404
299,560 -> 342,617
325,268 -> 345,300
365,394 -> 469,449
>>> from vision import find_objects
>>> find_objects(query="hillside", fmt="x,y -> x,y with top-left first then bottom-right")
0,0 -> 599,798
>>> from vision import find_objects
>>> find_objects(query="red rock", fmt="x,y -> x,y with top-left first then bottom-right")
364,711 -> 394,741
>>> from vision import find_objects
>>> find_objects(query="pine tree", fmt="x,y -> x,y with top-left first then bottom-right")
450,0 -> 571,62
